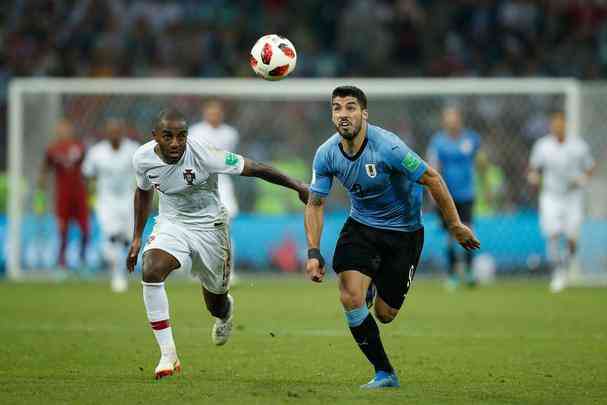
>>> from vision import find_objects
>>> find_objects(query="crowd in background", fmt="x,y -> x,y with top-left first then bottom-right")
4,0 -> 607,81
2,0 -> 607,213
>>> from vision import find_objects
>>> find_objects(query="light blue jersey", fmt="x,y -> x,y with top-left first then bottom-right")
427,129 -> 480,203
310,124 -> 427,232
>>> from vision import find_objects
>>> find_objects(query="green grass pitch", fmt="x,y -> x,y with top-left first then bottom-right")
0,276 -> 605,404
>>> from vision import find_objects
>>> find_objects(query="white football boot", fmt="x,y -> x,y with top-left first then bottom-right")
154,354 -> 181,380
212,294 -> 234,346
111,276 -> 128,293
550,269 -> 567,293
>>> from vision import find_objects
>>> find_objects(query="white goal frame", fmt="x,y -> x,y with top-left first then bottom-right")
6,78 -> 581,280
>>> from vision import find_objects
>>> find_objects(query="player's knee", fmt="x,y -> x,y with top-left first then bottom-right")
374,308 -> 398,324
375,313 -> 395,324
141,260 -> 167,283
339,289 -> 365,310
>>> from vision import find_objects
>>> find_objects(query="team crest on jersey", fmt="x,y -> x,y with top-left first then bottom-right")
365,164 -> 377,178
183,169 -> 196,185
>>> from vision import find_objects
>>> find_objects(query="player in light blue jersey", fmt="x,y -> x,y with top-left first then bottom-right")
304,86 -> 480,389
427,107 -> 485,288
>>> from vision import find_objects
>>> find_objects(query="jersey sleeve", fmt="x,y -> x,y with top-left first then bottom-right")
190,137 -> 245,175
529,140 -> 544,170
387,138 -> 428,182
81,148 -> 96,178
132,152 -> 153,191
309,147 -> 333,197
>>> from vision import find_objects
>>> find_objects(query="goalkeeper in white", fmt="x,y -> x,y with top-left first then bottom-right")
528,111 -> 595,292
127,108 -> 308,379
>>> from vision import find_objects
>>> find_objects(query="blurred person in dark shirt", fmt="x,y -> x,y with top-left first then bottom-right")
38,118 -> 89,272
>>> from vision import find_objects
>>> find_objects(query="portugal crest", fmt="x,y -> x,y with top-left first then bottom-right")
183,169 -> 196,185
365,163 -> 377,178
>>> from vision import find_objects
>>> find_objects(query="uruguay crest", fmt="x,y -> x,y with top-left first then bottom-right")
365,163 -> 377,178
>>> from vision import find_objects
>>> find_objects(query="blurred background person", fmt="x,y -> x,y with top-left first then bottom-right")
528,111 -> 595,293
427,106 -> 487,289
38,118 -> 89,275
82,118 -> 139,292
189,100 -> 241,284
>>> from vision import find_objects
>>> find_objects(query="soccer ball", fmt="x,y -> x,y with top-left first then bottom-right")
250,34 -> 297,81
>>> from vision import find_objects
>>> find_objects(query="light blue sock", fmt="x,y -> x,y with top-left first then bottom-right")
345,305 -> 369,327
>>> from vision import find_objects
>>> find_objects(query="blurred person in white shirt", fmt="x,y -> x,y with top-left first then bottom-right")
189,101 -> 241,285
83,118 -> 139,292
528,111 -> 595,293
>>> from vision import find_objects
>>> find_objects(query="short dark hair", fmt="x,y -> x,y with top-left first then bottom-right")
331,86 -> 367,110
156,108 -> 187,128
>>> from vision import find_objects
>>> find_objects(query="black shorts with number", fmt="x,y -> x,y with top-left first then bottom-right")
332,217 -> 424,310
440,200 -> 474,229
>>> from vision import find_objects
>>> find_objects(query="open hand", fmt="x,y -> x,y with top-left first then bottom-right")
126,239 -> 142,273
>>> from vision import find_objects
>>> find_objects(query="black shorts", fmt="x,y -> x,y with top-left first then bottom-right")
332,217 -> 424,309
440,200 -> 474,228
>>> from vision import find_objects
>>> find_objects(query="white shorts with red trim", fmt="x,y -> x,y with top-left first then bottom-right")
144,218 -> 232,294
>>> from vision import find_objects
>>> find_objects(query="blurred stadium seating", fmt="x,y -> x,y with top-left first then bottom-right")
3,0 -> 607,166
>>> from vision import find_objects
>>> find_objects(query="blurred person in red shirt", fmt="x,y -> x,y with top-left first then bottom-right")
38,119 -> 89,271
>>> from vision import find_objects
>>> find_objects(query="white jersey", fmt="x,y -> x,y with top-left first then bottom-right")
529,134 -> 594,197
188,121 -> 240,218
188,121 -> 239,151
132,136 -> 244,228
83,139 -> 140,209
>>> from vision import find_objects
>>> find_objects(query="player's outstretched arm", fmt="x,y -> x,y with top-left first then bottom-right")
126,187 -> 154,272
418,166 -> 480,251
240,158 -> 309,204
304,192 -> 326,283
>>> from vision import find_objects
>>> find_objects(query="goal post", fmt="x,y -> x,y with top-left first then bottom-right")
7,78 -> 605,283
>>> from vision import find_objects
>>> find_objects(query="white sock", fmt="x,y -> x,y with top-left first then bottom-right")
547,238 -> 563,269
109,242 -> 127,284
142,281 -> 176,357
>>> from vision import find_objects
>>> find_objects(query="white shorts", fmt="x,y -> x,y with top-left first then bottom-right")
98,206 -> 132,239
539,192 -> 584,239
143,218 -> 232,294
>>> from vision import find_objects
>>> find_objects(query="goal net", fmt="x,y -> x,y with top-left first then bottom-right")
6,78 -> 607,284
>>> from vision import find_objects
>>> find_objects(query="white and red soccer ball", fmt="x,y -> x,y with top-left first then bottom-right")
250,34 -> 297,81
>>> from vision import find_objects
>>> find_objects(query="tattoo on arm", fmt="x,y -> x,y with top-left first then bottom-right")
305,192 -> 325,249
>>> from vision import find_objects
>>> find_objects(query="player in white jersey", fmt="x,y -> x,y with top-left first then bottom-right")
126,108 -> 308,380
189,100 -> 241,285
189,100 -> 240,217
528,111 -> 595,292
82,119 -> 139,292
